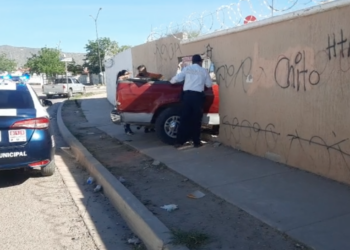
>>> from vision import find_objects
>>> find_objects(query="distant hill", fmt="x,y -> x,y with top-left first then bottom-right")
0,45 -> 86,68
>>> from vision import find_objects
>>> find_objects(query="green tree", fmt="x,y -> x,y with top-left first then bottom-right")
84,37 -> 131,74
0,53 -> 17,72
67,60 -> 83,75
25,47 -> 65,79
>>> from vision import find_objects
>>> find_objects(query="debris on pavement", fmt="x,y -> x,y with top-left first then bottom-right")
118,176 -> 126,183
213,142 -> 221,148
94,185 -> 102,192
60,146 -> 75,158
86,177 -> 94,184
152,160 -> 161,166
127,237 -> 140,245
187,190 -> 206,199
160,204 -> 178,212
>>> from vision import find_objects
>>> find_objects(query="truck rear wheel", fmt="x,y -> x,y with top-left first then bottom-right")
155,106 -> 181,145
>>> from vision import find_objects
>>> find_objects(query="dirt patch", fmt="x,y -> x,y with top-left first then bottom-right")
62,100 -> 309,250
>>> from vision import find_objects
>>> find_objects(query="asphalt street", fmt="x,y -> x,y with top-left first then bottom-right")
0,85 -> 133,250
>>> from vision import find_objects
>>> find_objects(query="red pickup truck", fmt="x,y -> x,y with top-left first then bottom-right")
110,78 -> 220,144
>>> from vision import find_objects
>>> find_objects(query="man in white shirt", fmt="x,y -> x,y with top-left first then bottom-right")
170,54 -> 213,148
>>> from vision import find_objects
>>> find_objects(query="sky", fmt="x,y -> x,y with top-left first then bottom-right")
1,0 -> 324,53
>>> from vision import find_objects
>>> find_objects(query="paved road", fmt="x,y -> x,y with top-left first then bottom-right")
0,87 -> 133,250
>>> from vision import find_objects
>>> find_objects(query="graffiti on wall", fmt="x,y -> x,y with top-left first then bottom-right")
217,28 -> 350,182
216,57 -> 253,92
326,29 -> 350,60
325,29 -> 350,73
287,130 -> 350,173
154,42 -> 182,62
215,30 -> 350,95
274,51 -> 321,91
221,116 -> 280,151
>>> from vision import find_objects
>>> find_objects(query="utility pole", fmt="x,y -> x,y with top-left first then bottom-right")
90,8 -> 104,85
271,0 -> 274,17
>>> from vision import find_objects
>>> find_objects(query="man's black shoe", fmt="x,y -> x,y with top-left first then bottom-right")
193,142 -> 203,148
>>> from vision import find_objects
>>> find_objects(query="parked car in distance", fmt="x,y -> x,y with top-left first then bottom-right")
42,77 -> 85,98
110,77 -> 220,144
0,78 -> 55,176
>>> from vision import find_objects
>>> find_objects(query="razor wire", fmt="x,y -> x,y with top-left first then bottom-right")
146,0 -> 336,41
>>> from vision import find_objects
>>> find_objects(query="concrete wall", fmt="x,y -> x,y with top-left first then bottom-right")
131,35 -> 183,80
181,2 -> 350,184
108,1 -> 350,184
105,48 -> 133,105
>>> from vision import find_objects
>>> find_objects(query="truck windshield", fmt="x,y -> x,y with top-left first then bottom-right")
54,78 -> 80,84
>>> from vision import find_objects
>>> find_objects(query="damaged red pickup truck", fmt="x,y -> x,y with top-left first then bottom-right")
110,78 -> 220,144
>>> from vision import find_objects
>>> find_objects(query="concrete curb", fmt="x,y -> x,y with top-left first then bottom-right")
57,101 -> 188,250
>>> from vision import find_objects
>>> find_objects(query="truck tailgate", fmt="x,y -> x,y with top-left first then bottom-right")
43,84 -> 66,94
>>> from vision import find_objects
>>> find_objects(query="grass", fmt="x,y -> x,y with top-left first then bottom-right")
170,229 -> 210,250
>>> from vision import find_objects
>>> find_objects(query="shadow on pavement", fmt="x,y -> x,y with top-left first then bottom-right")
0,169 -> 45,189
49,98 -> 133,249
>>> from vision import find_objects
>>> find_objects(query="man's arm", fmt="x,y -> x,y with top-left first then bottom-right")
205,71 -> 213,88
170,69 -> 186,84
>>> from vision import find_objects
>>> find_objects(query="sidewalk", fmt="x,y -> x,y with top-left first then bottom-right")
81,95 -> 350,250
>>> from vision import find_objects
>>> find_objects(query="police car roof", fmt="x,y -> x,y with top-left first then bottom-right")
0,79 -> 29,91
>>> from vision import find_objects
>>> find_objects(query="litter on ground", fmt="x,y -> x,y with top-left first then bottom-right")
187,190 -> 206,199
160,204 -> 178,212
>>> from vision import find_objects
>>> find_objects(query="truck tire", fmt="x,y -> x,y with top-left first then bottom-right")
46,94 -> 52,98
41,160 -> 56,176
155,106 -> 181,145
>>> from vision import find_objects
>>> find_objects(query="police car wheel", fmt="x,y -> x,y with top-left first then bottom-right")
41,160 -> 56,176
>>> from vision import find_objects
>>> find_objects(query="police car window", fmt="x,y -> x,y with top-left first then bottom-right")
0,90 -> 34,109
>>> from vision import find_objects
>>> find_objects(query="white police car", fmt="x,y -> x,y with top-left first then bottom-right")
0,76 -> 55,176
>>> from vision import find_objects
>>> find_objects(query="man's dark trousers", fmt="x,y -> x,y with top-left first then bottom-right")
177,90 -> 204,145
